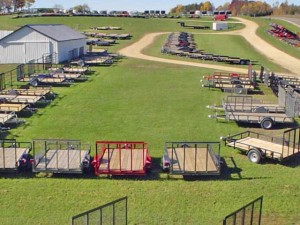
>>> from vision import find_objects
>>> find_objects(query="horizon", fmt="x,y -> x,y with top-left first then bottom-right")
32,0 -> 300,12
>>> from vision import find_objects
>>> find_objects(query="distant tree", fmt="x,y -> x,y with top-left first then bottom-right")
73,4 -> 90,13
200,1 -> 214,11
0,0 -> 13,12
216,2 -> 230,11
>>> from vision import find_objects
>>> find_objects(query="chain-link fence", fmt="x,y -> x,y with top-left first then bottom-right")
223,196 -> 263,225
71,197 -> 127,225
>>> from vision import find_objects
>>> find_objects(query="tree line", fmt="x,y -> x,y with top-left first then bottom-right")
170,0 -> 300,16
0,0 -> 35,12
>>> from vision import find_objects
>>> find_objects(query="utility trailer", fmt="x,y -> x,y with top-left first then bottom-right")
93,141 -> 152,176
201,71 -> 256,94
32,139 -> 91,174
0,139 -> 32,172
161,142 -> 221,176
225,57 -> 251,65
222,127 -> 300,163
209,95 -> 294,129
178,22 -> 210,29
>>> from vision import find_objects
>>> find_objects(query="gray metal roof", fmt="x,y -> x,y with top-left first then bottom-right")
27,24 -> 86,41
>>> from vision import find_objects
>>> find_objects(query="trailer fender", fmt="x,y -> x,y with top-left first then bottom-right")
260,117 -> 273,129
247,148 -> 263,163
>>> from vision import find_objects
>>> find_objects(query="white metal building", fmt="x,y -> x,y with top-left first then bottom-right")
0,24 -> 86,64
212,22 -> 228,31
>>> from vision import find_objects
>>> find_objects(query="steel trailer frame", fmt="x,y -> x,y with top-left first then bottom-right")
93,141 -> 152,176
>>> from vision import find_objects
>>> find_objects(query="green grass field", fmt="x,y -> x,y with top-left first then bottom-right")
0,15 -> 300,225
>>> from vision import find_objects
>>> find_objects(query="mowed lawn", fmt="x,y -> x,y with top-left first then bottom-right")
0,16 -> 299,225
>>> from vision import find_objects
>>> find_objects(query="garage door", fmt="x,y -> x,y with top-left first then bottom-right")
25,42 -> 50,63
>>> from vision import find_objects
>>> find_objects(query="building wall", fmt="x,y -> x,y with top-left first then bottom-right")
57,39 -> 86,63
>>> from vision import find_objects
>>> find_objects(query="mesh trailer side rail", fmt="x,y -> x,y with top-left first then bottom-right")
223,196 -> 263,225
71,196 -> 128,225
32,139 -> 91,173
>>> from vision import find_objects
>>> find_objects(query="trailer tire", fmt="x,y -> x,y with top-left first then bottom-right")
247,149 -> 262,163
240,60 -> 245,65
235,84 -> 244,94
261,117 -> 273,129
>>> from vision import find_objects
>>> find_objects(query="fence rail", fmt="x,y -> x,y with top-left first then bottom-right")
223,196 -> 263,225
71,197 -> 127,225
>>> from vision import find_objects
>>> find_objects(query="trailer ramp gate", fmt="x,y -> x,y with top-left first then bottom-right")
71,197 -> 127,225
223,196 -> 263,225
164,142 -> 221,175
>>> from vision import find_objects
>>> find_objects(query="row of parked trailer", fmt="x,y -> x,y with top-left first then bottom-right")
161,32 -> 253,65
268,23 -> 300,48
2,124 -> 300,176
0,64 -> 95,129
202,66 -> 300,130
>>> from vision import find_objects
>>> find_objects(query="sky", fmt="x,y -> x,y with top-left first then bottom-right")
32,0 -> 300,12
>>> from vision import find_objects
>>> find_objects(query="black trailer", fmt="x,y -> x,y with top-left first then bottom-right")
162,142 -> 221,176
0,139 -> 32,172
178,22 -> 210,29
32,139 -> 91,174
222,127 -> 300,163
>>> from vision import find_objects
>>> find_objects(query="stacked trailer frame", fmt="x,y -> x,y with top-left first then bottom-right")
0,139 -> 32,172
223,127 -> 300,163
162,142 -> 221,176
94,141 -> 152,176
32,139 -> 91,174
207,95 -> 285,114
201,71 -> 256,94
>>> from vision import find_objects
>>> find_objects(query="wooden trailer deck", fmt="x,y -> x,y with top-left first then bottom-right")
51,73 -> 81,79
0,89 -> 50,96
34,149 -> 90,173
166,147 -> 219,173
0,112 -> 16,124
0,147 -> 30,169
0,94 -> 42,104
226,137 -> 294,159
0,103 -> 28,112
98,148 -> 147,172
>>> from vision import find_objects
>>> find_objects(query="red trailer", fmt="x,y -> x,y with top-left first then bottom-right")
214,14 -> 228,21
93,141 -> 152,176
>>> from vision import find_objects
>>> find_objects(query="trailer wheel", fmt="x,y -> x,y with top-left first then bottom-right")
247,149 -> 262,163
261,117 -> 273,129
240,60 -> 245,65
235,84 -> 244,94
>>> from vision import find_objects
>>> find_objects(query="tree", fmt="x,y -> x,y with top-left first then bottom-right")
73,4 -> 90,13
200,1 -> 214,11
